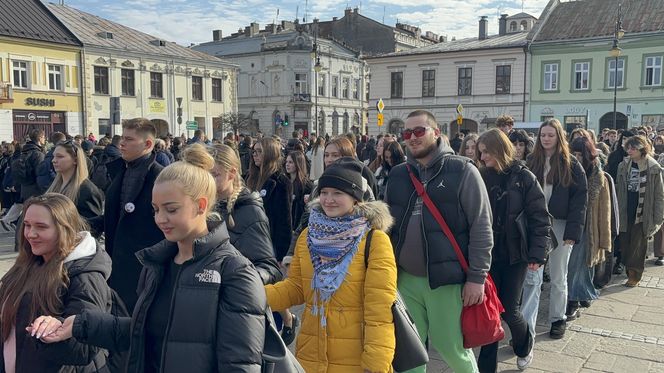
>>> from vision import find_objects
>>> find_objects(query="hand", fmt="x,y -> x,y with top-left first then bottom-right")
26,315 -> 62,340
462,282 -> 485,307
528,263 -> 541,271
564,240 -> 575,246
40,315 -> 76,343
304,194 -> 310,204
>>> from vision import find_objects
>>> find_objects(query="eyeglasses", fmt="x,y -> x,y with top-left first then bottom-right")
57,139 -> 79,154
402,126 -> 429,140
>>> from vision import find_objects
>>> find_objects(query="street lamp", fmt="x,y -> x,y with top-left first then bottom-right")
610,4 -> 624,129
312,31 -> 324,136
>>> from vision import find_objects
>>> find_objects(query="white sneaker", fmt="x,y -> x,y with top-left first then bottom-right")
517,350 -> 534,370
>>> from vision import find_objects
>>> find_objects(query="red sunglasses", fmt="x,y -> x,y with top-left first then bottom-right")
402,126 -> 429,140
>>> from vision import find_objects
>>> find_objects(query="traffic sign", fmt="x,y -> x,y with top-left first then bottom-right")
186,121 -> 198,130
377,113 -> 384,127
456,104 -> 464,114
456,114 -> 463,126
376,98 -> 385,113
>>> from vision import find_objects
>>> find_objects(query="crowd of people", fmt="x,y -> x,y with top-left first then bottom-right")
0,111 -> 662,373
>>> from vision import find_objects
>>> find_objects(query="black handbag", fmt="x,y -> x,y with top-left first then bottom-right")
364,229 -> 429,372
262,309 -> 305,373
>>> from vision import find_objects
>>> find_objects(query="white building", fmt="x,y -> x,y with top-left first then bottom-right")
48,3 -> 238,139
193,22 -> 368,137
365,15 -> 534,137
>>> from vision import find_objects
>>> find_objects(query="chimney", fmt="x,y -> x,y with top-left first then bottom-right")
332,17 -> 338,21
479,16 -> 488,40
499,14 -> 508,36
212,29 -> 223,41
250,22 -> 260,36
344,8 -> 352,17
353,7 -> 359,14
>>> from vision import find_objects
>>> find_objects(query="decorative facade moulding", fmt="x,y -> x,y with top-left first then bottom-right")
139,62 -> 147,71
94,57 -> 109,65
109,59 -> 117,68
192,68 -> 202,76
204,70 -> 211,78
210,70 -> 222,78
165,65 -> 174,75
121,60 -> 135,67
150,63 -> 163,72
185,68 -> 192,76
174,66 -> 185,75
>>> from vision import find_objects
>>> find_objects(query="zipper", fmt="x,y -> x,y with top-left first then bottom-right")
158,263 -> 185,373
421,180 -> 431,281
395,190 -> 417,253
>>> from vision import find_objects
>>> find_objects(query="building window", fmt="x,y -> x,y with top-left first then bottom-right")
541,115 -> 554,122
192,76 -> 203,100
366,82 -> 370,101
564,115 -> 586,128
48,64 -> 62,91
150,72 -> 163,98
458,67 -> 472,96
353,79 -> 360,99
574,61 -> 590,90
510,21 -> 517,32
390,72 -> 403,98
608,58 -> 625,88
644,56 -> 663,86
121,69 -> 135,96
94,66 -> 109,94
422,69 -> 435,97
495,65 -> 511,94
212,78 -> 222,101
98,119 -> 110,136
12,61 -> 29,89
295,73 -> 308,94
332,76 -> 339,97
341,77 -> 350,98
543,63 -> 558,91
318,75 -> 326,96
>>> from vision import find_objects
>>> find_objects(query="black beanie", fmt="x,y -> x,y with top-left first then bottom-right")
318,157 -> 365,202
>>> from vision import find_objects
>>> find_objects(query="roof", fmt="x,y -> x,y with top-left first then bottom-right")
507,12 -> 537,19
373,31 -> 528,58
46,3 -> 228,63
0,0 -> 79,46
534,0 -> 664,42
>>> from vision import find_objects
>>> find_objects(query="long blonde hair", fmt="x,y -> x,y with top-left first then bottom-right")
206,143 -> 244,227
477,129 -> 514,173
0,194 -> 88,340
156,144 -> 217,217
247,137 -> 283,191
46,141 -> 89,203
528,119 -> 573,187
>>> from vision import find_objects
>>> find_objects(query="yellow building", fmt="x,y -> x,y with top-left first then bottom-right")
0,0 -> 83,141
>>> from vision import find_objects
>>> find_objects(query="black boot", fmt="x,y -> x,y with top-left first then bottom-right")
565,301 -> 580,321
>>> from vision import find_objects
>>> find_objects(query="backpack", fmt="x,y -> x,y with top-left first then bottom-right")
36,157 -> 56,192
11,153 -> 35,185
106,288 -> 129,372
90,154 -> 112,191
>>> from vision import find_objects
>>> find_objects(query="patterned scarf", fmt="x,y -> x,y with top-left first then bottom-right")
634,159 -> 648,225
307,207 -> 369,327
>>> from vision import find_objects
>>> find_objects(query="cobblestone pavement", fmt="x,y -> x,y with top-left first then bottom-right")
1,232 -> 663,372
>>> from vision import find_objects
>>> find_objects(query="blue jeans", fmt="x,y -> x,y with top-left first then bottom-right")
521,266 -> 543,339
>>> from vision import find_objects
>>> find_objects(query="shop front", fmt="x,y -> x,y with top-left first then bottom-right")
1,91 -> 82,141
12,109 -> 66,141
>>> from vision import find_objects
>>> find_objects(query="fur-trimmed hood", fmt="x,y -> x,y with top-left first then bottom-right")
308,198 -> 394,233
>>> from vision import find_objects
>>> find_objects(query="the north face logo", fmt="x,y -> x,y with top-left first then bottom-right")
195,269 -> 221,284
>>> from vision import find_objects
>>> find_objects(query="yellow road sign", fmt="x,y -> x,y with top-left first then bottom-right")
456,104 -> 464,114
376,98 -> 385,113
457,114 -> 463,125
377,113 -> 384,126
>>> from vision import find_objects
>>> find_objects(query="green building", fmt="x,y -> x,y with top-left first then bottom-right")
528,0 -> 664,133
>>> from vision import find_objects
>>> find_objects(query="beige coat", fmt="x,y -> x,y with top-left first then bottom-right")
586,167 -> 612,266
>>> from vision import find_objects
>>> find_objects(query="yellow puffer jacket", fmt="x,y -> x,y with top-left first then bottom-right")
265,200 -> 397,373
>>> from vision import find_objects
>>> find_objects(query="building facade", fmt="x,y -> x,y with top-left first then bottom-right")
528,0 -> 664,133
194,23 -> 368,137
0,0 -> 83,141
365,15 -> 532,137
48,4 -> 238,139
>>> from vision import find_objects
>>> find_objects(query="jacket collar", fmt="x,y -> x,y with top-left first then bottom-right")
405,137 -> 454,171
136,220 -> 230,266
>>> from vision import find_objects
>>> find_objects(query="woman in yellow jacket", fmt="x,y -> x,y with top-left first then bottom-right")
266,158 -> 397,373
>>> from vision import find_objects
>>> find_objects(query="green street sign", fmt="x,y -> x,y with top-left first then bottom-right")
186,121 -> 198,130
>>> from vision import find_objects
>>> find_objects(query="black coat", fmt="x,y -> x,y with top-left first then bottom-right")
77,179 -> 104,221
481,162 -> 551,265
93,154 -> 164,311
259,172 -> 293,261
216,188 -> 283,285
544,157 -> 588,243
0,244 -> 113,373
291,178 -> 313,229
18,141 -> 45,201
71,222 -> 266,373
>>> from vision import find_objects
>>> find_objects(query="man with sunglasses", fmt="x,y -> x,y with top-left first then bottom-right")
385,110 -> 493,373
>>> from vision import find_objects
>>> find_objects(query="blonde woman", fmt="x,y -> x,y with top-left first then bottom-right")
1,193 -> 112,372
32,149 -> 267,372
47,140 -> 103,221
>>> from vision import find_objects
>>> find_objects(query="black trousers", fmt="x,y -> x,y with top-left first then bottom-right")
478,260 -> 533,373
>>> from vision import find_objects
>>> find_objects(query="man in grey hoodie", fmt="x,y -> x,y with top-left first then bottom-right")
385,110 -> 493,373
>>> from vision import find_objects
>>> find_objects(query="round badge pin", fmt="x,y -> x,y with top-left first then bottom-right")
259,189 -> 267,197
124,202 -> 135,213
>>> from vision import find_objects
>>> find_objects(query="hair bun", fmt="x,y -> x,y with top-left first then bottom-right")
180,143 -> 215,172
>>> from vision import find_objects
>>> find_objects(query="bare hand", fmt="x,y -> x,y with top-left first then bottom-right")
564,240 -> 575,246
26,316 -> 62,340
462,282 -> 485,307
39,315 -> 75,343
528,263 -> 541,271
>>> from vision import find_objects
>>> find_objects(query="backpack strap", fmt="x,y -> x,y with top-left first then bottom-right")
363,229 -> 375,269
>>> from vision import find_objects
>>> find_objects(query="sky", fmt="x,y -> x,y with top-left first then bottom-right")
54,0 -> 549,46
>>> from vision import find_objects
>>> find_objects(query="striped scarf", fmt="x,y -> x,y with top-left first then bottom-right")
307,207 -> 369,327
634,160 -> 648,224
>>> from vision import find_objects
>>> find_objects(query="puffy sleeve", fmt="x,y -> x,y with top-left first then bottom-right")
564,159 -> 588,242
265,230 -> 307,311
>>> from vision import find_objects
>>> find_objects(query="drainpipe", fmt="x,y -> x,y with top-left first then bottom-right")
522,44 -> 528,121
79,49 -> 88,135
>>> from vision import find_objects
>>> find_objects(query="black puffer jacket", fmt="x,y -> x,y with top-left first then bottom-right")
71,222 -> 266,373
259,172 -> 293,261
17,141 -> 45,201
0,234 -> 112,373
216,188 -> 283,285
541,157 -> 588,243
481,162 -> 552,265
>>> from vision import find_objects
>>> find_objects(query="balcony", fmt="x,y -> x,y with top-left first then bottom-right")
0,83 -> 14,103
292,93 -> 311,102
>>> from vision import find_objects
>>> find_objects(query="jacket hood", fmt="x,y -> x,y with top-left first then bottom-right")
21,141 -> 43,154
64,232 -> 111,279
137,220 -> 231,266
406,137 -> 455,170
104,144 -> 122,158
235,188 -> 263,208
308,199 -> 394,232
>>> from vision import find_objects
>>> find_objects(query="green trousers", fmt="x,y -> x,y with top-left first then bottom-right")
398,271 -> 478,373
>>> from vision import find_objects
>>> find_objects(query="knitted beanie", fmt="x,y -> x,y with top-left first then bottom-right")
318,157 -> 365,202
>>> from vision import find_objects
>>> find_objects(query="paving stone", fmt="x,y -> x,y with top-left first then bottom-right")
597,336 -> 664,363
613,354 -> 653,372
584,351 -> 616,371
649,362 -> 664,373
561,333 -> 602,359
524,349 -> 585,372
573,313 -> 664,338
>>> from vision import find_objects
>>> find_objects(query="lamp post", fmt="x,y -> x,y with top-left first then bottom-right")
311,32 -> 323,136
609,4 -> 625,129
